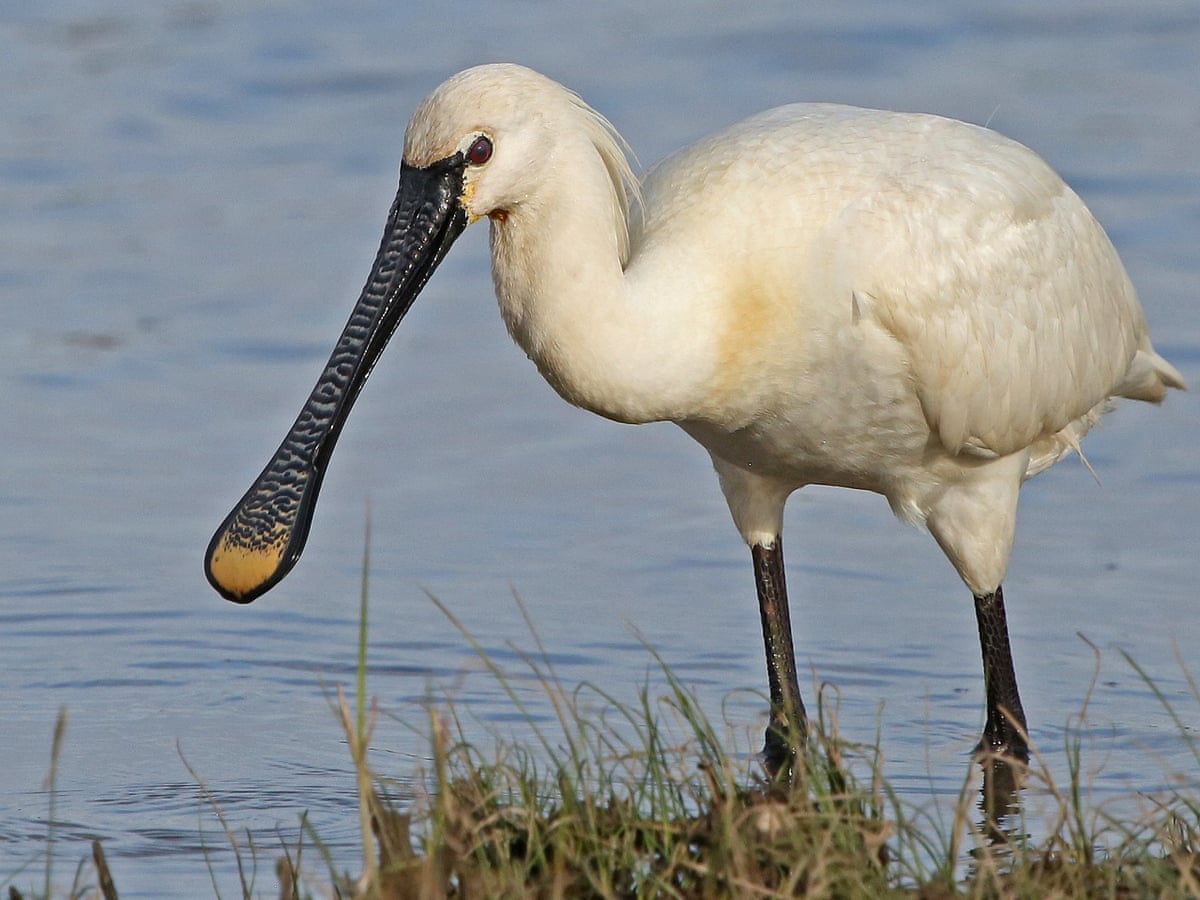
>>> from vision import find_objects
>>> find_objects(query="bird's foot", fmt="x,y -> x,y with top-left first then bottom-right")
974,720 -> 1030,765
760,717 -> 805,783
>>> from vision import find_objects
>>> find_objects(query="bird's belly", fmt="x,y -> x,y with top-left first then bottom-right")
680,302 -> 938,494
680,377 -> 935,496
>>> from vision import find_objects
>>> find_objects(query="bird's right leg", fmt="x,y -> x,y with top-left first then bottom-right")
752,538 -> 807,776
974,585 -> 1029,761
920,454 -> 1028,761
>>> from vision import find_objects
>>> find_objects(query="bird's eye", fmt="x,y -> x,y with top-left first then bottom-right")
466,135 -> 493,165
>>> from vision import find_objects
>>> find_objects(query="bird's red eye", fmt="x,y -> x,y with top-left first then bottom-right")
467,135 -> 493,165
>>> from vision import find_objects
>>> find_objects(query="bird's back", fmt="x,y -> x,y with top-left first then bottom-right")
636,103 -> 1185,469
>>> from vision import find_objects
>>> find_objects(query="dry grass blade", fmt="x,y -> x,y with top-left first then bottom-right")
89,842 -> 117,900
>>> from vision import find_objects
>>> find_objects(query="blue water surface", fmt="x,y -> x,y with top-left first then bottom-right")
2,2 -> 1197,896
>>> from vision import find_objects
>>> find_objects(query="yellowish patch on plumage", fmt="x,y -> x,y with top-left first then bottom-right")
710,282 -> 788,416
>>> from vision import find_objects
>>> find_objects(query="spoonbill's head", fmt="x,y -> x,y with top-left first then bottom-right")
405,64 -> 557,223
203,64 -> 632,603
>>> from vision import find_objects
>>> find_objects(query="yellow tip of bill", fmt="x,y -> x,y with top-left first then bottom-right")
206,528 -> 288,603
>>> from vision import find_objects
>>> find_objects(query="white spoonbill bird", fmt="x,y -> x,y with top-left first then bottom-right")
205,64 -> 1185,773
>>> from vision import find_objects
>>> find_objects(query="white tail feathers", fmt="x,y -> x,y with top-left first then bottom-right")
1116,347 -> 1188,403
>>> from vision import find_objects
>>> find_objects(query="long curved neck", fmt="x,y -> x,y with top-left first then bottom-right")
489,155 -> 710,425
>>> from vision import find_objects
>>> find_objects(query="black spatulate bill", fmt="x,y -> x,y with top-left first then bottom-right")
205,155 -> 468,603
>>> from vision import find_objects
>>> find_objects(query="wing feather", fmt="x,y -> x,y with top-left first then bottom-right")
828,119 -> 1145,457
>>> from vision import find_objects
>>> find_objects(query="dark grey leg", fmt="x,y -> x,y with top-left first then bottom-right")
752,539 -> 807,775
974,585 -> 1029,760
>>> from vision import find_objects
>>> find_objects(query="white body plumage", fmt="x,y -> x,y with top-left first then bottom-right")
208,64 -> 1184,762
407,65 -> 1183,597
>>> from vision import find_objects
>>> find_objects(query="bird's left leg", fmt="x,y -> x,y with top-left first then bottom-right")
707,458 -> 803,776
752,538 -> 807,776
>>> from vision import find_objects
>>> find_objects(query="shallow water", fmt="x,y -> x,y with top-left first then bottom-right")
2,1 -> 1198,895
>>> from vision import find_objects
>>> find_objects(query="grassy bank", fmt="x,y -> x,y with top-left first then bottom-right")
10,586 -> 1200,898
323,598 -> 1200,899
